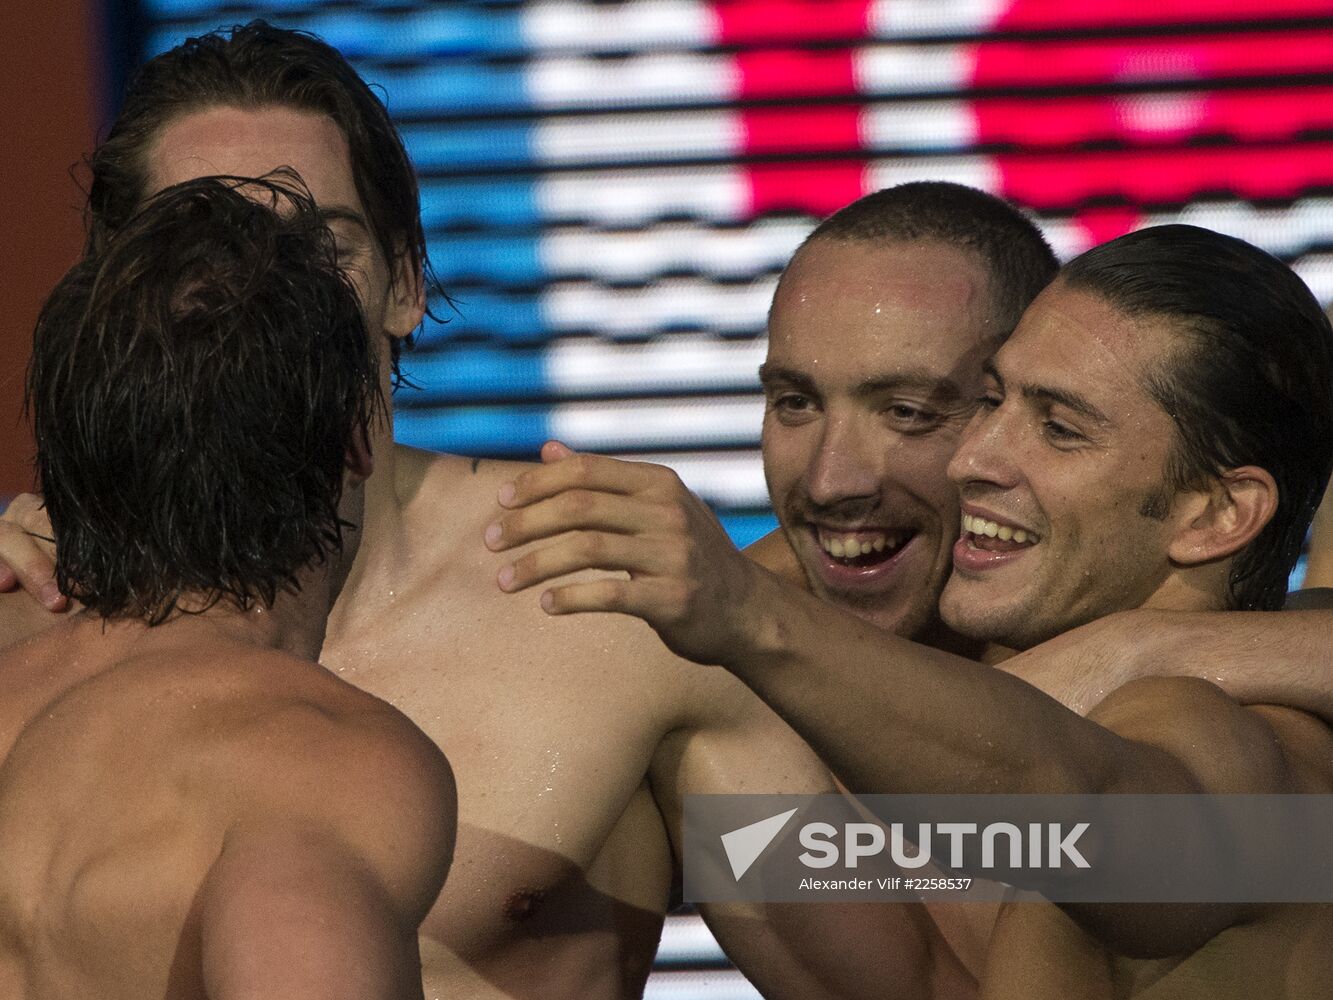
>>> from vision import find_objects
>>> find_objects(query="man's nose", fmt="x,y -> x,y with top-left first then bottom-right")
947,405 -> 1022,493
805,415 -> 884,508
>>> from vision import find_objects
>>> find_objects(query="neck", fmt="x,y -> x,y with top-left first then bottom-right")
1139,563 -> 1232,614
333,420 -> 411,617
76,568 -> 336,664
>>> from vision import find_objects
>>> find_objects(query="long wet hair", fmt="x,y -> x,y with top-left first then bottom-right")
29,175 -> 383,623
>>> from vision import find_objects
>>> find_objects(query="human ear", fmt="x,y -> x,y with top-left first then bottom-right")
1166,466 -> 1278,566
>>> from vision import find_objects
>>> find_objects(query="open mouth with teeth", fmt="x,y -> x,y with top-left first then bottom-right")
814,527 -> 916,568
961,513 -> 1040,551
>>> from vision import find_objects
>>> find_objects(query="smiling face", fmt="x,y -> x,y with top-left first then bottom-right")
761,238 -> 1002,640
146,105 -> 422,409
939,280 -> 1193,649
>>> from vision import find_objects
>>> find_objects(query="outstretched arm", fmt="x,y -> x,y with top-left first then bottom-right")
488,445 -> 1327,955
488,444 -> 1333,721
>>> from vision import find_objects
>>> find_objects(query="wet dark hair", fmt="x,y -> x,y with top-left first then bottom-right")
1062,224 -> 1333,611
29,175 -> 382,624
801,181 -> 1059,334
86,19 -> 428,379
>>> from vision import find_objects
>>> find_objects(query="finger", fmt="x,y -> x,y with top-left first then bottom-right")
486,490 -> 664,551
0,530 -> 65,610
539,577 -> 685,621
498,531 -> 663,592
499,451 -> 677,508
541,440 -> 575,463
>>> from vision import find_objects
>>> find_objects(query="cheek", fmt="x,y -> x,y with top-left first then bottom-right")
887,437 -> 961,516
761,421 -> 817,507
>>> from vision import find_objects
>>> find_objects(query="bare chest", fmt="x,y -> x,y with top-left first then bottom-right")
321,598 -> 677,977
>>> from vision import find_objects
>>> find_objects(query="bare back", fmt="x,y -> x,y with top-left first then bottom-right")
0,615 -> 393,999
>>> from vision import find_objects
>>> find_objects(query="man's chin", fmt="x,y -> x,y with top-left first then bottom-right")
939,584 -> 1059,652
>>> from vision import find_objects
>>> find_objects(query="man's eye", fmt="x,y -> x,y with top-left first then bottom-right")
1043,420 -> 1084,444
886,404 -> 937,426
977,392 -> 1002,411
768,393 -> 818,421
335,240 -> 368,261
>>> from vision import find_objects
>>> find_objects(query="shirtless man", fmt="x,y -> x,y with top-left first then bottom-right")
0,23 -> 952,999
4,67 -> 1327,989
0,177 -> 455,998
489,224 -> 1333,996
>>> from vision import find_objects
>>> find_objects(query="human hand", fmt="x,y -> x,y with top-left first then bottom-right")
485,442 -> 768,665
0,493 -> 66,611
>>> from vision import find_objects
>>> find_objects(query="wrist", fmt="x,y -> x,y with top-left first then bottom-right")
723,562 -> 804,679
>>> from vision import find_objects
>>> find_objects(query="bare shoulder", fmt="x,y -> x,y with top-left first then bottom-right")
0,588 -> 63,650
394,444 -> 533,531
191,650 -> 456,913
1088,675 -> 1333,792
743,528 -> 808,588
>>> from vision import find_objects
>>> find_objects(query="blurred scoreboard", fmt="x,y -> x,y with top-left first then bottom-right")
138,0 -> 1333,569
131,7 -> 1324,988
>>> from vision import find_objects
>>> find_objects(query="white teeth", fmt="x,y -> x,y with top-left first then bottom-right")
961,514 -> 1038,544
818,529 -> 905,561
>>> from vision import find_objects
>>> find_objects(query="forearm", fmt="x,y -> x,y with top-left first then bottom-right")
729,572 -> 1119,798
1024,607 -> 1333,723
700,900 -> 974,1000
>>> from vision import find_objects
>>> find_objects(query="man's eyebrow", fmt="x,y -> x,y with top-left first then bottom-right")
758,364 -> 817,394
318,207 -> 371,235
1023,382 -> 1113,425
854,369 -> 964,402
986,359 -> 1112,424
758,364 -> 963,400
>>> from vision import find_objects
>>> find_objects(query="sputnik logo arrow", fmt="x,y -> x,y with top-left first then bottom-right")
720,808 -> 799,881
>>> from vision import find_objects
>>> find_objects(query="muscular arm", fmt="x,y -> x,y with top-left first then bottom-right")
1000,606 -> 1333,722
487,448 -> 1328,958
201,691 -> 456,999
680,572 -> 1318,956
648,659 -> 974,1000
198,823 -> 426,1000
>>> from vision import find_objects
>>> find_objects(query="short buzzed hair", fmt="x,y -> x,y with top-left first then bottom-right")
802,182 -> 1059,335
